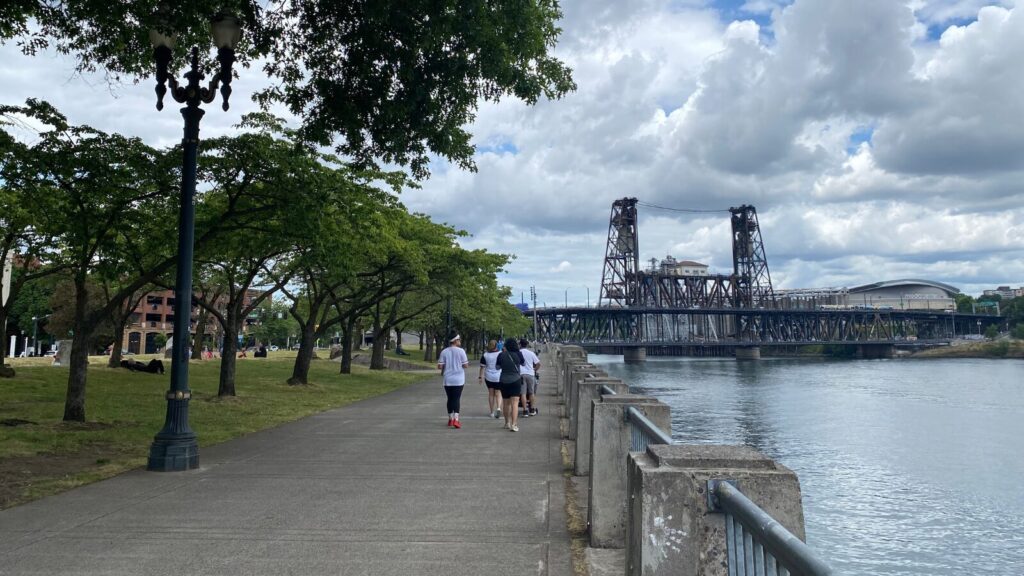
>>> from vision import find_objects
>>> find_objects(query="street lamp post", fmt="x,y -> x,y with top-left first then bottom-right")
586,286 -> 590,308
31,316 -> 39,357
530,286 -> 538,341
147,13 -> 243,472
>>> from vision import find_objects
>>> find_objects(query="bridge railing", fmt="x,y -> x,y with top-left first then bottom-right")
597,381 -> 833,576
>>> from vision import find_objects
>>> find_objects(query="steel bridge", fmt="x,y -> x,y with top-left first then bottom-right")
531,198 -> 1002,354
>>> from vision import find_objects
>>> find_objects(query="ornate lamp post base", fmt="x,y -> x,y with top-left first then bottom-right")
148,436 -> 199,471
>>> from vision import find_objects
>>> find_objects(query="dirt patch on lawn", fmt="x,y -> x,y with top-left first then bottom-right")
0,446 -> 124,510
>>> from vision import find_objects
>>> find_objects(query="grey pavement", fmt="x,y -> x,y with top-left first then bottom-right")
0,362 -> 571,575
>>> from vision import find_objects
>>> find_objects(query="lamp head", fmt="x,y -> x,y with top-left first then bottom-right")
210,13 -> 243,50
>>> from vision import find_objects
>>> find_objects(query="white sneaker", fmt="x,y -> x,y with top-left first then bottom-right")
511,425 -> 519,432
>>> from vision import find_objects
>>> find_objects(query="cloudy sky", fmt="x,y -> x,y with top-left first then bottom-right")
3,0 -> 1023,305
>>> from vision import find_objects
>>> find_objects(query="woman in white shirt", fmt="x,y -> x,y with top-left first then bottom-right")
478,340 -> 503,418
437,333 -> 470,428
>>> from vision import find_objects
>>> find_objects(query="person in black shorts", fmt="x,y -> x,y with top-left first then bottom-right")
495,337 -> 525,432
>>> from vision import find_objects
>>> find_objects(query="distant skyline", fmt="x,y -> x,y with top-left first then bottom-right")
2,0 -> 1022,305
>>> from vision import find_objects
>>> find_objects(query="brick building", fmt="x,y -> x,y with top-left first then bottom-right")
122,289 -> 261,354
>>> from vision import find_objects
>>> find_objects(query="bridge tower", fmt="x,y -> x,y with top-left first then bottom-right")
730,205 -> 774,307
599,198 -> 640,307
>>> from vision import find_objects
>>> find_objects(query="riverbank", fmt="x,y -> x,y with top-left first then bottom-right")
907,339 -> 1024,359
0,354 -> 429,509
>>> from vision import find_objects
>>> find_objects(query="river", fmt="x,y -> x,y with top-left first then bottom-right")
587,355 -> 1024,575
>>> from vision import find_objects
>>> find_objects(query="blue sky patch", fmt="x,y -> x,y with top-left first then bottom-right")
925,16 -> 978,41
847,125 -> 875,154
477,140 -> 519,156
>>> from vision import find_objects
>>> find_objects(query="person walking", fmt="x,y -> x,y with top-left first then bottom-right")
496,337 -> 525,432
518,339 -> 541,417
438,332 -> 470,429
478,340 -> 503,418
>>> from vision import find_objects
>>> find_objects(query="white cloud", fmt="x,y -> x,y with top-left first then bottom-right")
550,261 -> 573,273
3,0 -> 1023,299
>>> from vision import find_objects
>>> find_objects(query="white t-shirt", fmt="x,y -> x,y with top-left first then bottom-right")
480,351 -> 501,382
438,346 -> 469,386
519,348 -> 540,376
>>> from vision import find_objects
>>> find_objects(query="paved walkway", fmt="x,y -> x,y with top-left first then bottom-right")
0,359 -> 572,575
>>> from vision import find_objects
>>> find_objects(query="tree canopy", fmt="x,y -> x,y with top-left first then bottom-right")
3,0 -> 576,178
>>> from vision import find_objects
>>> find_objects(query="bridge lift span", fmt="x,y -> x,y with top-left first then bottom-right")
534,199 -> 1000,356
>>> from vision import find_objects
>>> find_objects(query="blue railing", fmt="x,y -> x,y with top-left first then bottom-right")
597,382 -> 832,575
709,480 -> 833,576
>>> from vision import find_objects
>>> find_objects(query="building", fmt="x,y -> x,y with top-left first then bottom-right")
982,286 -> 1024,299
775,279 -> 958,311
652,256 -> 710,276
847,279 -> 958,311
122,288 -> 262,354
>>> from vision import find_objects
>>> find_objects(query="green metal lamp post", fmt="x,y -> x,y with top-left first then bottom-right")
146,13 -> 243,472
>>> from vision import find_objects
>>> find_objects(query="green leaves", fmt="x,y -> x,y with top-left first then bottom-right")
5,0 -> 575,178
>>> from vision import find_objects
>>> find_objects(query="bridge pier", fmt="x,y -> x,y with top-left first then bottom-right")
856,344 -> 895,359
734,346 -> 761,360
623,348 -> 647,364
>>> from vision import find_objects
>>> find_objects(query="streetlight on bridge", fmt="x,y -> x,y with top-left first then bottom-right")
146,12 -> 243,472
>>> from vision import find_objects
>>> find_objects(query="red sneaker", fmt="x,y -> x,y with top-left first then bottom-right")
447,418 -> 454,427
452,419 -> 462,429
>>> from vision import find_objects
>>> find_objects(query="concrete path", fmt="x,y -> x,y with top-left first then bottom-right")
0,364 -> 572,575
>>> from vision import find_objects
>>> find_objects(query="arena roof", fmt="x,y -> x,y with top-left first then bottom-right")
848,279 -> 960,296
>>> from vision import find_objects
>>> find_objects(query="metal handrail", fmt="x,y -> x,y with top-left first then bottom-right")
711,480 -> 833,576
625,405 -> 673,451
600,384 -> 616,395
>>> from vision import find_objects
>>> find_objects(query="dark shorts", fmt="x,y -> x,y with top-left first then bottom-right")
501,379 -> 522,399
485,379 -> 501,390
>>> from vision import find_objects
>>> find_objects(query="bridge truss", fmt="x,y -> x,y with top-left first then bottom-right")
533,198 -> 1003,350
533,307 -> 1001,348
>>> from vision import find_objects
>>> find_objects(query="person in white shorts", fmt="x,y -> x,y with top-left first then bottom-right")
518,339 -> 541,417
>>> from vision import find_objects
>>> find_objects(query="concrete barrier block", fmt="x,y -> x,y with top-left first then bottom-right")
567,365 -> 606,438
561,357 -> 590,405
589,396 -> 671,548
574,378 -> 629,475
625,444 -> 805,576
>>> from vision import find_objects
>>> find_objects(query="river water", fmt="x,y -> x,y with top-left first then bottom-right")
588,355 -> 1024,575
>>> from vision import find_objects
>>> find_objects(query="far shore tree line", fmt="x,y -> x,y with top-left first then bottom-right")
0,103 -> 529,422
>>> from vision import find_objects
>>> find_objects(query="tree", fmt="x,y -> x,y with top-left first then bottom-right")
4,1 -> 575,178
955,294 -> 975,313
2,101 -> 289,420
0,119 -> 69,374
280,178 -> 403,385
3,102 -> 180,421
984,324 -> 999,340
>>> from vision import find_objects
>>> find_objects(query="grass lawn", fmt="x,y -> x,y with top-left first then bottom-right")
0,351 -> 429,509
383,347 -> 438,369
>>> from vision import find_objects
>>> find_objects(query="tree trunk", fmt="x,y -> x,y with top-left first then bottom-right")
218,323 -> 239,397
63,282 -> 92,422
394,326 -> 403,353
288,323 -> 317,385
63,333 -> 91,422
0,307 -> 12,377
418,331 -> 424,350
339,318 -> 355,375
192,308 -> 209,361
107,318 -> 127,368
370,329 -> 386,370
424,330 -> 434,363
